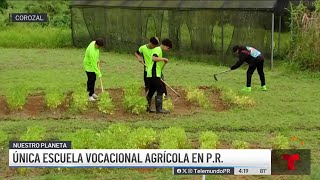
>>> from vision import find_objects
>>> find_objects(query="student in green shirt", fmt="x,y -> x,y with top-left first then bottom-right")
146,38 -> 172,113
83,38 -> 104,101
134,37 -> 160,94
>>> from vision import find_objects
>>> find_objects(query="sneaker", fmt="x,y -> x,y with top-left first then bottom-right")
241,87 -> 252,92
92,93 -> 98,99
88,96 -> 96,101
261,85 -> 267,91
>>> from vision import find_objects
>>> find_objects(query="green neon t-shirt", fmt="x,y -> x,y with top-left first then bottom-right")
138,44 -> 154,77
83,41 -> 101,78
151,46 -> 164,78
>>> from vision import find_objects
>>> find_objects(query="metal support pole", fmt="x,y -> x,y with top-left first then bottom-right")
278,15 -> 282,58
202,175 -> 206,180
70,7 -> 75,47
271,13 -> 275,69
221,13 -> 224,64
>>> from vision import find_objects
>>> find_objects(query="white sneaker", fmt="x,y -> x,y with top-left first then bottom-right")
92,93 -> 98,99
88,96 -> 96,101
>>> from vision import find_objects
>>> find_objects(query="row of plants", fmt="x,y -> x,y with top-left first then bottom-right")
0,124 -> 304,150
213,85 -> 256,107
2,85 -> 253,113
62,125 -> 303,150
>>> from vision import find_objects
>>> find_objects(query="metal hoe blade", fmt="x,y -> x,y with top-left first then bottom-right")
213,74 -> 218,81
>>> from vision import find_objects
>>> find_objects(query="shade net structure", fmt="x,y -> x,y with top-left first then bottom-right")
71,0 -> 289,65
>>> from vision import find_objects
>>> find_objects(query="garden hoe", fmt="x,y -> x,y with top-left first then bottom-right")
213,69 -> 232,81
98,63 -> 104,92
213,64 -> 248,81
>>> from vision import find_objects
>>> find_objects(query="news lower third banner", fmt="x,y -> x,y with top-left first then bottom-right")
8,141 -> 310,175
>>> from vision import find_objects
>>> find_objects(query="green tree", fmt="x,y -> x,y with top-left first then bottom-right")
0,0 -> 8,14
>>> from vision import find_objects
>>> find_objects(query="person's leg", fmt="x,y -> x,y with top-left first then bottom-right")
146,78 -> 156,113
86,72 -> 96,101
161,73 -> 168,97
87,72 -> 96,97
246,65 -> 257,87
257,60 -> 266,90
86,71 -> 91,94
92,73 -> 97,95
155,77 -> 168,113
144,71 -> 149,94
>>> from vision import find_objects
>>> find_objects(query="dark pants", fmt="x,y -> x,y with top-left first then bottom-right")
144,71 -> 150,93
246,57 -> 266,87
86,71 -> 96,96
147,77 -> 166,99
161,74 -> 167,96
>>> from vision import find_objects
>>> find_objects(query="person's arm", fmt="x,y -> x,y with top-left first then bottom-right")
134,51 -> 144,63
91,51 -> 102,78
152,55 -> 168,63
230,53 -> 246,70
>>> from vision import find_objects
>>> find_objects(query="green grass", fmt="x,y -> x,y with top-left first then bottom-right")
0,26 -> 72,48
0,48 -> 320,179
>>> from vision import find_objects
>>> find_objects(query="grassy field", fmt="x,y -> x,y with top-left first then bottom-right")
0,48 -> 320,179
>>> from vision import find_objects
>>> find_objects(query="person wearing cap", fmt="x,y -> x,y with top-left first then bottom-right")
83,38 -> 104,101
230,45 -> 267,92
146,38 -> 173,113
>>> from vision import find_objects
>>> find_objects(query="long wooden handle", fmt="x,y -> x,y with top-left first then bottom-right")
138,61 -> 179,97
160,79 -> 180,97
98,63 -> 104,92
100,78 -> 104,92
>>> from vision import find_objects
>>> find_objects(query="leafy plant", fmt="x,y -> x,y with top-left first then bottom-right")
97,91 -> 114,114
64,129 -> 97,149
233,96 -> 256,107
186,87 -> 212,109
71,87 -> 88,112
221,88 -> 255,107
163,96 -> 174,111
95,124 -> 132,149
44,89 -> 65,109
123,85 -> 147,115
123,83 -> 141,96
272,134 -> 289,149
232,140 -> 249,149
123,95 -> 146,115
20,125 -> 46,141
199,131 -> 219,149
159,127 -> 190,149
5,87 -> 29,110
127,127 -> 157,149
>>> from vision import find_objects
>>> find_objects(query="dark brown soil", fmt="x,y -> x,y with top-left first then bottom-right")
23,95 -> 46,117
0,96 -> 9,116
